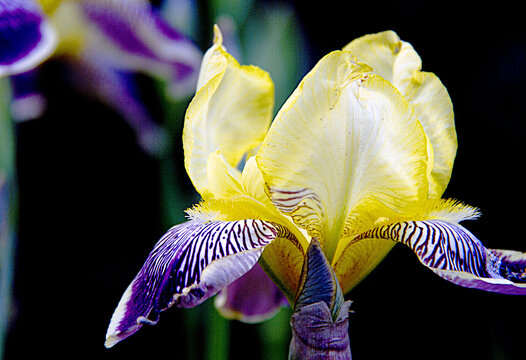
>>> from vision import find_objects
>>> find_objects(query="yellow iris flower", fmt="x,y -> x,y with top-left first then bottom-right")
105,26 -> 526,348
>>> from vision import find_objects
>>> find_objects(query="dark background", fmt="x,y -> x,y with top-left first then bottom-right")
5,0 -> 526,359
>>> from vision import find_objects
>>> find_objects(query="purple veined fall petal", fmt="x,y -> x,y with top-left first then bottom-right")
214,263 -> 289,323
354,220 -> 526,294
79,0 -> 202,98
0,0 -> 56,76
105,219 -> 293,348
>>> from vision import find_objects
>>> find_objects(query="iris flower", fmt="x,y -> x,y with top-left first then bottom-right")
105,27 -> 526,348
0,0 -> 202,153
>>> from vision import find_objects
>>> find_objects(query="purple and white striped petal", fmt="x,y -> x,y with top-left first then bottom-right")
355,220 -> 526,294
79,0 -> 202,98
0,0 -> 56,76
214,263 -> 289,323
105,219 -> 287,348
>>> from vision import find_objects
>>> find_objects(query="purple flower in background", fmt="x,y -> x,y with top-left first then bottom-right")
1,0 -> 202,154
214,263 -> 289,323
0,0 -> 56,75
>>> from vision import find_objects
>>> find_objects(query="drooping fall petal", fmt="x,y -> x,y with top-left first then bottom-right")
343,31 -> 456,197
188,194 -> 308,303
183,26 -> 274,198
353,201 -> 526,295
257,50 -> 429,264
105,218 -> 290,348
0,0 -> 56,76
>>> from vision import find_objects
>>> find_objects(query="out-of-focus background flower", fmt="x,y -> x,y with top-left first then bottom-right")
1,0 -> 526,359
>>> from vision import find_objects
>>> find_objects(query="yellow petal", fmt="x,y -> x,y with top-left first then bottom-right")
403,72 -> 456,197
195,26 -> 228,92
333,238 -> 395,294
342,31 -> 407,84
183,25 -> 274,197
241,156 -> 272,204
344,31 -> 456,197
257,50 -> 429,263
205,151 -> 244,200
259,234 -> 305,304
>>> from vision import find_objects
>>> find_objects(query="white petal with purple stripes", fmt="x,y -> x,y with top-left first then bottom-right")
356,220 -> 526,294
105,218 -> 283,348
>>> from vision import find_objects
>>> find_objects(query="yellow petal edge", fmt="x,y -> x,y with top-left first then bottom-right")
344,31 -> 456,198
183,25 -> 274,198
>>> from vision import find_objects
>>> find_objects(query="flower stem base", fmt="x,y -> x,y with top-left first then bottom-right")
288,238 -> 352,359
289,300 -> 352,359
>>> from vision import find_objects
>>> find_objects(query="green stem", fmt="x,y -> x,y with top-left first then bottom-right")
259,307 -> 292,360
204,300 -> 230,360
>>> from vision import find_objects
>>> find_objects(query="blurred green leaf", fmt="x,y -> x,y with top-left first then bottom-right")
0,78 -> 16,360
209,0 -> 255,27
0,79 -> 14,177
242,2 -> 310,111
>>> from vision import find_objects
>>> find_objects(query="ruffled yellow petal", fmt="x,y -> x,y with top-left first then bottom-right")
183,26 -> 274,197
342,31 -> 407,84
344,31 -> 456,197
257,50 -> 429,263
403,72 -> 456,197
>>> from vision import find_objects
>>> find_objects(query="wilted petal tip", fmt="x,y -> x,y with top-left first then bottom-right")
212,24 -> 223,46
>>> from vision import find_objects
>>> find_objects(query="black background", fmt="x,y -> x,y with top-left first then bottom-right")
5,0 -> 526,359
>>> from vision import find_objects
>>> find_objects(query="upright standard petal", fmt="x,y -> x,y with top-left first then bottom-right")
183,26 -> 274,198
105,218 -> 292,348
353,200 -> 526,295
0,0 -> 56,76
344,31 -> 456,197
257,50 -> 429,264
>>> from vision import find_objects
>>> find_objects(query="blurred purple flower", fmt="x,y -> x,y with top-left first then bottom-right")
1,0 -> 202,154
